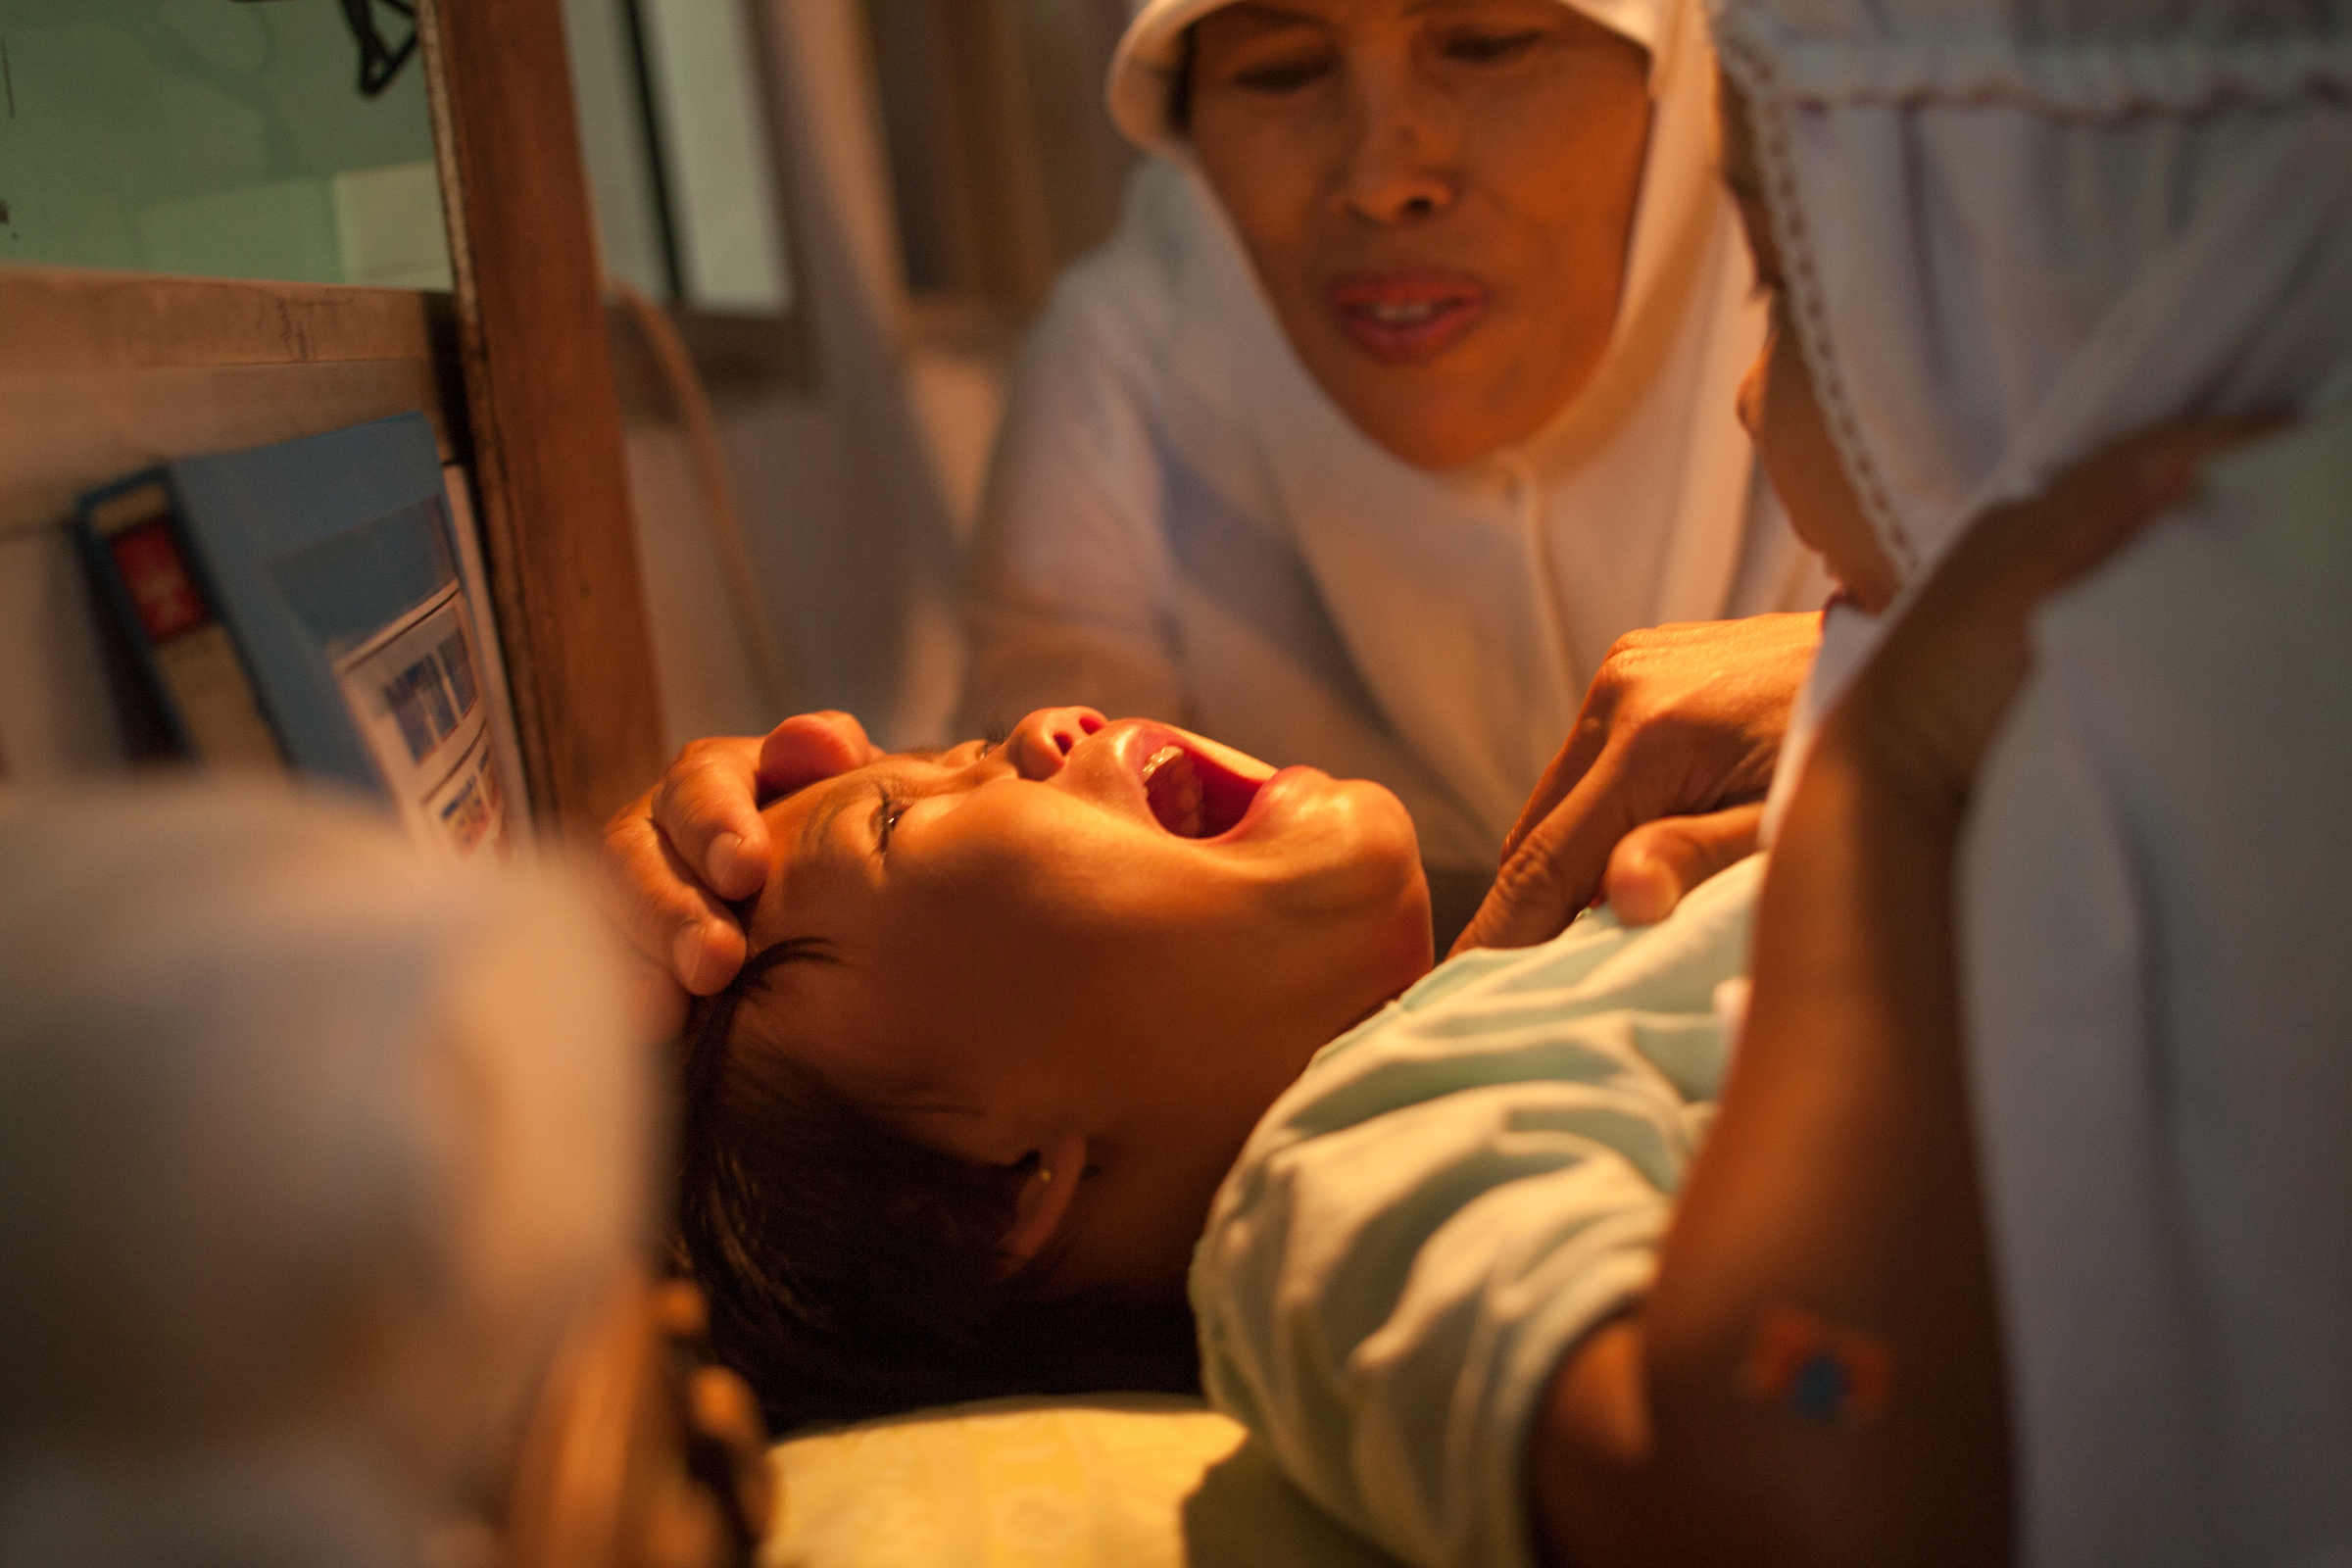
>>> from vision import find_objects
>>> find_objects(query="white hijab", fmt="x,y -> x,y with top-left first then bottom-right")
1107,0 -> 1813,857
1724,0 -> 2352,1559
0,784 -> 647,1566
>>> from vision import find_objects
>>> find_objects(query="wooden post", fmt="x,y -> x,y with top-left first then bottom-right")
418,0 -> 665,833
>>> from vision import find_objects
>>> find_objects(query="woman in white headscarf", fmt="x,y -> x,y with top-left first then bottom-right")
1190,0 -> 2352,1563
961,0 -> 1826,938
599,0 -> 1833,1016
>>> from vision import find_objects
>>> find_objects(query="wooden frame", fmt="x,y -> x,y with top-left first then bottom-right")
0,270 -> 463,540
418,0 -> 665,833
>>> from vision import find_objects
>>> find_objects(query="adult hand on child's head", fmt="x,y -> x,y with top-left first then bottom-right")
601,711 -> 882,1040
1453,612 -> 1822,955
1840,416 -> 2284,811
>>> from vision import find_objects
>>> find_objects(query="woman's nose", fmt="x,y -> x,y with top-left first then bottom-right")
1005,707 -> 1105,781
1332,73 -> 1458,225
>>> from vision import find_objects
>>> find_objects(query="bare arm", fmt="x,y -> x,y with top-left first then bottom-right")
1527,420 -> 2266,1567
1534,684 -> 2008,1567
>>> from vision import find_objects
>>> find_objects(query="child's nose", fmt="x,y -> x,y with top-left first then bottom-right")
1006,707 -> 1106,780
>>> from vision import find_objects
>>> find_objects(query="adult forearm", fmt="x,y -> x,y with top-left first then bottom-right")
1532,710 -> 2009,1567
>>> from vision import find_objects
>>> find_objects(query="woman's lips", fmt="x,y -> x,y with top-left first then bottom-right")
1327,270 -> 1491,364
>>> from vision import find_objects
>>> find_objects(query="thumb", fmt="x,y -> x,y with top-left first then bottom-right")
1601,804 -> 1765,926
758,710 -> 883,794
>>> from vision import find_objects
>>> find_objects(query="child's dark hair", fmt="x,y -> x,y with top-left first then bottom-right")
672,940 -> 1200,1434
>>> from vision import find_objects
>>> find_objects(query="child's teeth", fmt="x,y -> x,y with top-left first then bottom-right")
1369,301 -> 1438,324
1144,745 -> 1208,836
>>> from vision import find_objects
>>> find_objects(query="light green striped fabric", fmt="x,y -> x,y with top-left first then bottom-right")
1193,857 -> 1763,1568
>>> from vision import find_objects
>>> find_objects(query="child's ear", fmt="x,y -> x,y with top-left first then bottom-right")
756,712 -> 882,796
996,1130 -> 1090,1276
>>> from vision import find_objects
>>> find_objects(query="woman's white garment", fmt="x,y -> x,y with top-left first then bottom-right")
1192,857 -> 1763,1568
0,783 -> 646,1566
1966,394 -> 2352,1568
1721,0 -> 2352,1559
961,0 -> 1827,875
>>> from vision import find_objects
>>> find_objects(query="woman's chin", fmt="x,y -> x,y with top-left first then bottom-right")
1286,315 -> 1596,473
1337,391 -> 1509,471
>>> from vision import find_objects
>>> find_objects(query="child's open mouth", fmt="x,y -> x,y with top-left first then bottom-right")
1140,744 -> 1261,839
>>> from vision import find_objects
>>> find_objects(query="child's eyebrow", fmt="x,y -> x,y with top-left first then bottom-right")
800,776 -> 870,855
795,754 -> 961,855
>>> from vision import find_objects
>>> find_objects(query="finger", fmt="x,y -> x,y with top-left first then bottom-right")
1453,759 -> 1642,956
1601,803 -> 1766,926
757,710 -> 883,796
1959,415 -> 2286,613
601,803 -> 752,995
1854,416 -> 2292,800
1497,613 -> 1819,867
1500,719 -> 1612,867
688,1364 -> 777,1536
651,1278 -> 710,1340
2038,415 -> 2285,591
648,736 -> 772,901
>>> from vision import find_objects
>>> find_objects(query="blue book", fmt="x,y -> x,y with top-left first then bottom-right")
78,412 -> 514,860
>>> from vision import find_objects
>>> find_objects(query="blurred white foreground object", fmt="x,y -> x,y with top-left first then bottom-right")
0,781 -> 647,1568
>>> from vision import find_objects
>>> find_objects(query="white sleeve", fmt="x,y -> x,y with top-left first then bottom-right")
1962,455 -> 2352,1568
956,254 -> 1187,736
1192,858 -> 1763,1568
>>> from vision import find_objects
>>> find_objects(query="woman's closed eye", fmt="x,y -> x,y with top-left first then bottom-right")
1229,48 -> 1335,94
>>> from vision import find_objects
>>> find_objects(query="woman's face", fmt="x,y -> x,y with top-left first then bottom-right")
1187,0 -> 1651,469
741,707 -> 1432,1296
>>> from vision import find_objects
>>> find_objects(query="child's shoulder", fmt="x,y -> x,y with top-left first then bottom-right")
1376,852 -> 1765,1025
1274,852 -> 1768,1126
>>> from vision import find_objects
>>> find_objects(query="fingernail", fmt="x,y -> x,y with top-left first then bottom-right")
1610,858 -> 1682,927
710,831 -> 747,886
673,924 -> 713,991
